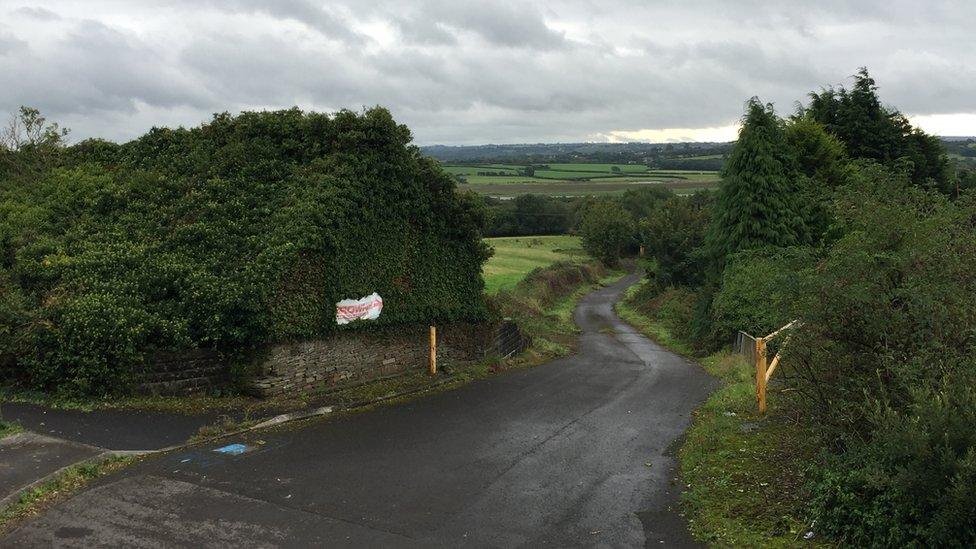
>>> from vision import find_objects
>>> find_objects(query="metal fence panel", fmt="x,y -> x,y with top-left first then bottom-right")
735,331 -> 756,364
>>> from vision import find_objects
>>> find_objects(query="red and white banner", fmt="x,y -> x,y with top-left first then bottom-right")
335,292 -> 383,325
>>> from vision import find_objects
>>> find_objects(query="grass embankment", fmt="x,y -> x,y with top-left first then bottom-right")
0,456 -> 135,536
0,420 -> 22,439
616,281 -> 821,547
482,235 -> 586,294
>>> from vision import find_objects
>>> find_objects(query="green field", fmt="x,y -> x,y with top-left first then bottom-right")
446,162 -> 720,196
482,235 -> 585,294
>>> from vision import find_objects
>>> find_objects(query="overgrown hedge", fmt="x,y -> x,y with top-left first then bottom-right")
0,107 -> 490,395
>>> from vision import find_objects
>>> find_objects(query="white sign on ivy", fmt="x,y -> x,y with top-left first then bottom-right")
335,292 -> 383,325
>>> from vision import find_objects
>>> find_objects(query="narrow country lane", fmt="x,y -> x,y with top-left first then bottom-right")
4,272 -> 718,548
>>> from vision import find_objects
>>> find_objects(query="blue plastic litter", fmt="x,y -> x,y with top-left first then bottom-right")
214,443 -> 249,455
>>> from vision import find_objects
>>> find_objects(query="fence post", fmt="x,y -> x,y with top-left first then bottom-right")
429,325 -> 437,375
756,337 -> 767,414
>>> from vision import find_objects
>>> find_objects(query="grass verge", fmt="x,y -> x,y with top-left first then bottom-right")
0,455 -> 135,536
616,281 -> 822,547
0,420 -> 22,439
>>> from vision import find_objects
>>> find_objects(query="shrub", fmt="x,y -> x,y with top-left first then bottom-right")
707,246 -> 813,348
810,377 -> 976,546
579,200 -> 635,266
780,165 -> 976,544
638,192 -> 710,288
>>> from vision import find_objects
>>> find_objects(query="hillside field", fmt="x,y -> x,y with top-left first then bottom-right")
482,235 -> 585,294
444,162 -> 720,196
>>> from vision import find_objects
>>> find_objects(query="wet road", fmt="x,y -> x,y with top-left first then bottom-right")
4,273 -> 717,548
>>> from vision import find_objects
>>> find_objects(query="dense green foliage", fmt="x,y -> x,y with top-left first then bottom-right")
783,169 -> 976,544
483,194 -> 576,236
803,68 -> 951,193
578,200 -> 636,266
706,99 -> 810,263
609,69 -> 976,545
1,107 -> 490,395
637,192 -> 710,288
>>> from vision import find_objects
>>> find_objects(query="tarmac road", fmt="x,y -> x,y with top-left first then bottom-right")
4,272 -> 717,548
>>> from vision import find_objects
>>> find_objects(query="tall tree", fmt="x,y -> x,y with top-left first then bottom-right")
706,99 -> 809,263
803,68 -> 950,191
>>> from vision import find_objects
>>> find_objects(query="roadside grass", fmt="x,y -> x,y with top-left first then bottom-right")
616,282 -> 823,547
0,455 -> 135,536
0,386 -> 264,415
615,283 -> 695,357
0,420 -> 22,439
483,235 -> 586,294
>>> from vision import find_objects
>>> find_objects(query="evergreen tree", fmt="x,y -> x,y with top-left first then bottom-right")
706,98 -> 809,263
804,68 -> 950,191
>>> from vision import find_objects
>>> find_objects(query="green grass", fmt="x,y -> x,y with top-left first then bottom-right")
445,162 -> 721,196
615,283 -> 695,357
0,420 -> 22,439
546,163 -> 650,173
482,235 -> 585,294
616,282 -> 823,547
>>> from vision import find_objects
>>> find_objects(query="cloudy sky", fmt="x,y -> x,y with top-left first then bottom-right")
2,0 -> 974,145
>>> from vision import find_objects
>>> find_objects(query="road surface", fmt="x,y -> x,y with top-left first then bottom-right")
4,272 -> 717,548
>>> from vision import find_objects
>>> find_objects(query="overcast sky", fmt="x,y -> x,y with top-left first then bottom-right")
2,0 -> 974,145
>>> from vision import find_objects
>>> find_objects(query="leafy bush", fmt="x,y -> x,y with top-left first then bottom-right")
779,165 -> 976,543
707,246 -> 813,348
810,377 -> 976,547
578,199 -> 635,266
638,192 -> 710,288
1,107 -> 491,395
784,166 -> 976,433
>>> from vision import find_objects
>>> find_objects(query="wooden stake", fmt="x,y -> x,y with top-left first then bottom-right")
429,325 -> 437,375
756,338 -> 767,414
639,244 -> 645,257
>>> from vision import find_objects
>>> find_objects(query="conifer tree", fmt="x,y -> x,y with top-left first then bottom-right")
707,98 -> 808,263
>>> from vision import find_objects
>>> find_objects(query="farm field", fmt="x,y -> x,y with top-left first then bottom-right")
445,162 -> 720,196
482,235 -> 585,294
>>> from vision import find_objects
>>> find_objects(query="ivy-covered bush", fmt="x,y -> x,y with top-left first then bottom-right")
1,107 -> 490,395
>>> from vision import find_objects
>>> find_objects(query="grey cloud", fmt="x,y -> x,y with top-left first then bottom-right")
185,0 -> 365,43
1,0 -> 974,144
11,6 -> 61,20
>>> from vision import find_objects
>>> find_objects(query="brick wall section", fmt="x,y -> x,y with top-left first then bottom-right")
128,320 -> 529,398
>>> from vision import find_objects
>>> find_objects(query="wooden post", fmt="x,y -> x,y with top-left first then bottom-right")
429,325 -> 437,375
756,338 -> 767,414
639,244 -> 645,257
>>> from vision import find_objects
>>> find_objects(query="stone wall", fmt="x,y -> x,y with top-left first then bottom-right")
247,320 -> 528,398
137,349 -> 229,396
119,319 -> 530,398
